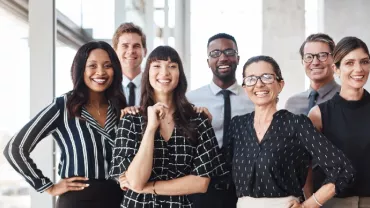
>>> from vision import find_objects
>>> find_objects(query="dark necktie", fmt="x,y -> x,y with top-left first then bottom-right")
307,90 -> 319,114
220,90 -> 231,147
127,82 -> 136,106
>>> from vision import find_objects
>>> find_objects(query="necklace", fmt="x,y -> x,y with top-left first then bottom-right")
88,103 -> 101,116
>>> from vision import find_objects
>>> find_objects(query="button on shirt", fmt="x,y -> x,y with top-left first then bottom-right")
226,110 -> 355,198
186,81 -> 254,148
122,72 -> 142,106
285,80 -> 340,115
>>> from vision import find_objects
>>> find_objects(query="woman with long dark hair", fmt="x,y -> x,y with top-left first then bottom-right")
4,41 -> 126,208
110,45 -> 227,207
309,37 -> 370,207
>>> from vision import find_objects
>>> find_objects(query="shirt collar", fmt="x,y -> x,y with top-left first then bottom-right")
122,72 -> 142,88
307,79 -> 339,98
210,80 -> 240,96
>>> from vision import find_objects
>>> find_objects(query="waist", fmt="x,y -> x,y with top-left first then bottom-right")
237,196 -> 299,208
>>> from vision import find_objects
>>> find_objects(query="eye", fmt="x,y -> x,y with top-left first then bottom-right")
104,63 -> 112,68
361,60 -> 370,65
169,64 -> 177,68
152,64 -> 160,68
88,64 -> 97,68
345,61 -> 354,66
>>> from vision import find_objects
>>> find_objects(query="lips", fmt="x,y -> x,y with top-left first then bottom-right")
92,78 -> 107,84
350,75 -> 365,81
157,79 -> 171,84
254,90 -> 269,97
217,65 -> 231,73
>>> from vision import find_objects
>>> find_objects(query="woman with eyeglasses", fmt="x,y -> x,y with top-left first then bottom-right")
225,55 -> 354,208
308,37 -> 370,208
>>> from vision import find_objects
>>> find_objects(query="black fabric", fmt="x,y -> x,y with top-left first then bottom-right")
314,90 -> 370,197
307,90 -> 319,114
220,90 -> 231,147
56,179 -> 122,208
127,82 -> 136,106
189,179 -> 237,208
226,110 -> 354,198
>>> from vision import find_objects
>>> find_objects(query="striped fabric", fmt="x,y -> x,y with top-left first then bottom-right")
3,94 -> 118,192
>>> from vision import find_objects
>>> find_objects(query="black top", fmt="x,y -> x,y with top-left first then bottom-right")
110,113 -> 227,208
314,90 -> 370,197
3,95 -> 119,192
226,110 -> 355,198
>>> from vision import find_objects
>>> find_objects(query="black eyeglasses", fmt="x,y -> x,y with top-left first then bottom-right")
208,49 -> 238,58
303,52 -> 332,63
243,73 -> 279,87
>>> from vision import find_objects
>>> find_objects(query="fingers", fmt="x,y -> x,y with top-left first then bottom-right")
121,106 -> 140,118
288,200 -> 302,208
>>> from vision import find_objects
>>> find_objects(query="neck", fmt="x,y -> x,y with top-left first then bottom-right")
154,93 -> 175,113
254,103 -> 277,122
310,77 -> 334,91
339,86 -> 364,101
88,91 -> 107,106
213,77 -> 236,89
122,67 -> 141,81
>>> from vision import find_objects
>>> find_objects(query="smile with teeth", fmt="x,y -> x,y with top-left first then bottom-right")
254,91 -> 269,97
92,78 -> 107,84
157,79 -> 171,84
351,75 -> 365,80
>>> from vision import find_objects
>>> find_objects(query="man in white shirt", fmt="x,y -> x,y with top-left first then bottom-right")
112,22 -> 147,106
187,33 -> 254,208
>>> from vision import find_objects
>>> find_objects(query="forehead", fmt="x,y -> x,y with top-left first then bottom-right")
303,41 -> 331,54
244,61 -> 275,76
342,48 -> 369,60
208,38 -> 237,52
118,33 -> 143,45
87,49 -> 110,60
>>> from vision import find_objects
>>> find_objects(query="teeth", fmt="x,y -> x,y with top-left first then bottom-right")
218,65 -> 230,69
351,75 -> 364,79
93,79 -> 106,83
157,80 -> 170,83
255,91 -> 268,95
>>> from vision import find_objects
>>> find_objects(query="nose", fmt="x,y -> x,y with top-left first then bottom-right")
354,62 -> 365,72
218,52 -> 228,61
311,56 -> 320,65
159,65 -> 170,75
96,65 -> 107,75
255,78 -> 265,87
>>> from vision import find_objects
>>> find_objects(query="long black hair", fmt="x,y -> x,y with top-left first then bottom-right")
140,46 -> 197,142
66,41 -> 126,121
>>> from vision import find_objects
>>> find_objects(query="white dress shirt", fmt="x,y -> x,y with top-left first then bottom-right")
187,81 -> 254,147
122,72 -> 142,106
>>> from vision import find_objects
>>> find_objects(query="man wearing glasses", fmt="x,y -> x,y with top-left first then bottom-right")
285,33 -> 340,115
187,33 -> 253,208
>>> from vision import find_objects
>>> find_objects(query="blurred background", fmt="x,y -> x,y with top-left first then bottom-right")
0,0 -> 369,207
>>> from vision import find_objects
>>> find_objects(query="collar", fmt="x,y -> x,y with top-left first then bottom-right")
122,72 -> 142,88
307,80 -> 339,98
210,80 -> 240,96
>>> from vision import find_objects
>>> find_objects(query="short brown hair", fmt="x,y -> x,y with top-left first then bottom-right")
299,33 -> 335,59
333,36 -> 370,68
112,22 -> 147,50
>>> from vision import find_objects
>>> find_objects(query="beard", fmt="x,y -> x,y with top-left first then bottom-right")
213,63 -> 237,83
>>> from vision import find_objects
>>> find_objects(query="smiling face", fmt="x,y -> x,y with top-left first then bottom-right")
243,61 -> 284,107
83,49 -> 114,94
149,59 -> 180,95
336,48 -> 370,90
115,33 -> 147,74
303,41 -> 334,84
207,38 -> 239,83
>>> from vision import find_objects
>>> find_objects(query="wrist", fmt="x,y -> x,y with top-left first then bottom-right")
45,185 -> 54,195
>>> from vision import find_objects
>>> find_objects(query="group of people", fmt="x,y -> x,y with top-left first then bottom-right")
3,22 -> 370,208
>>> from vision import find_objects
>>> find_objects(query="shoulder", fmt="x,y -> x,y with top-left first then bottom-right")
190,112 -> 211,128
186,85 -> 210,99
286,91 -> 307,104
119,113 -> 144,129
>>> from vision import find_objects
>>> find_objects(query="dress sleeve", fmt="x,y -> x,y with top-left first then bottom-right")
191,113 -> 228,177
294,114 -> 355,194
3,97 -> 61,192
109,114 -> 140,177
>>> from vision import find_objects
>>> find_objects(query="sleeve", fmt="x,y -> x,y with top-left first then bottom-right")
295,114 -> 355,195
191,113 -> 228,177
109,114 -> 140,178
3,97 -> 61,192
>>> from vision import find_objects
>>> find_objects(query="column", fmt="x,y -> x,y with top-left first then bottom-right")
29,0 -> 56,207
320,0 -> 370,90
262,0 -> 306,108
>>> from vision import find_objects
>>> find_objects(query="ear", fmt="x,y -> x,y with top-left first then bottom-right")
278,80 -> 285,93
207,59 -> 211,68
332,63 -> 340,76
237,55 -> 240,65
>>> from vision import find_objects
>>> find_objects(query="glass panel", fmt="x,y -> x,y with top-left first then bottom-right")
154,0 -> 165,8
0,6 -> 31,208
168,0 -> 175,28
56,0 -> 83,26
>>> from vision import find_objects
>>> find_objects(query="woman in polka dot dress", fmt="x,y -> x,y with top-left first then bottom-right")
225,55 -> 355,208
